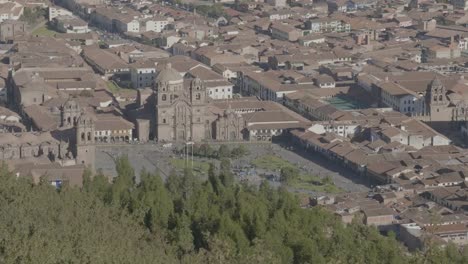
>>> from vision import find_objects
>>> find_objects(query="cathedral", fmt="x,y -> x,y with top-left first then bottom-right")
150,63 -> 244,142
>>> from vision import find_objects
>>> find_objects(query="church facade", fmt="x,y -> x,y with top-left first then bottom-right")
421,77 -> 468,123
152,63 -> 244,142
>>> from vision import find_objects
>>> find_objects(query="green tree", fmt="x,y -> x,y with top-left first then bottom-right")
172,214 -> 194,257
219,158 -> 234,187
322,175 -> 333,185
111,156 -> 135,208
230,145 -> 249,158
217,145 -> 231,158
198,143 -> 214,158
280,166 -> 299,184
138,171 -> 173,230
0,161 -> 465,264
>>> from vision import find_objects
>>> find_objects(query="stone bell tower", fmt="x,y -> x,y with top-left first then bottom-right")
426,77 -> 449,121
75,113 -> 95,169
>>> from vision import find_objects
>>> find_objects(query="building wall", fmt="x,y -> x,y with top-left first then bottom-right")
0,137 -> 65,161
308,123 -> 359,137
266,0 -> 287,7
432,135 -> 451,146
146,19 -> 168,33
49,7 -> 73,20
155,78 -> 210,142
131,67 -> 155,89
271,27 -> 301,41
0,21 -> 25,42
136,119 -> 150,142
0,85 -> 6,102
94,128 -> 132,142
207,85 -> 233,99
452,0 -> 468,10
0,3 -> 23,23
381,91 -> 425,115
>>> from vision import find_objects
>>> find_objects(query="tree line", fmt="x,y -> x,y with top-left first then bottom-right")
0,158 -> 466,263
177,144 -> 249,159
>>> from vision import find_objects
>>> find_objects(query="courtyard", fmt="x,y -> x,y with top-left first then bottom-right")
325,94 -> 369,110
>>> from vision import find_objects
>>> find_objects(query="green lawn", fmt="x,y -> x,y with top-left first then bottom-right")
32,25 -> 57,37
251,155 -> 295,171
289,174 -> 342,194
252,155 -> 342,193
170,158 -> 211,177
106,81 -> 134,94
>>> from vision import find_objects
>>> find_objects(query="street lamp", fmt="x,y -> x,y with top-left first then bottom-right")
186,141 -> 194,170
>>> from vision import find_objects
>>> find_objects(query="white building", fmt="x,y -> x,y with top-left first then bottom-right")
206,81 -> 233,99
144,17 -> 169,33
53,15 -> 90,34
379,81 -> 426,116
48,6 -> 72,21
266,0 -> 287,7
308,122 -> 360,138
94,115 -> 134,143
314,74 -> 336,88
116,18 -> 140,33
130,61 -> 156,89
0,2 -> 23,22
186,66 -> 234,99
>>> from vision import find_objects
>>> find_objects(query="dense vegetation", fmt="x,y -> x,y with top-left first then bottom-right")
178,144 -> 249,159
0,158 -> 466,263
20,7 -> 47,25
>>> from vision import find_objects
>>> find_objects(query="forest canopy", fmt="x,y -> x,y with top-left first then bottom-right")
0,157 -> 466,263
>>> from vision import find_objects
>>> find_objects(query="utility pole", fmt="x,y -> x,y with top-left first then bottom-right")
185,142 -> 188,168
186,141 -> 194,170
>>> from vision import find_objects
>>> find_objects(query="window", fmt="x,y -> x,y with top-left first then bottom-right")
162,94 -> 166,101
196,93 -> 201,100
163,118 -> 166,123
439,95 -> 443,101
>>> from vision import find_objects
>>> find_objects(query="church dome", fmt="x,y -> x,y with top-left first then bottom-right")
155,63 -> 183,84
